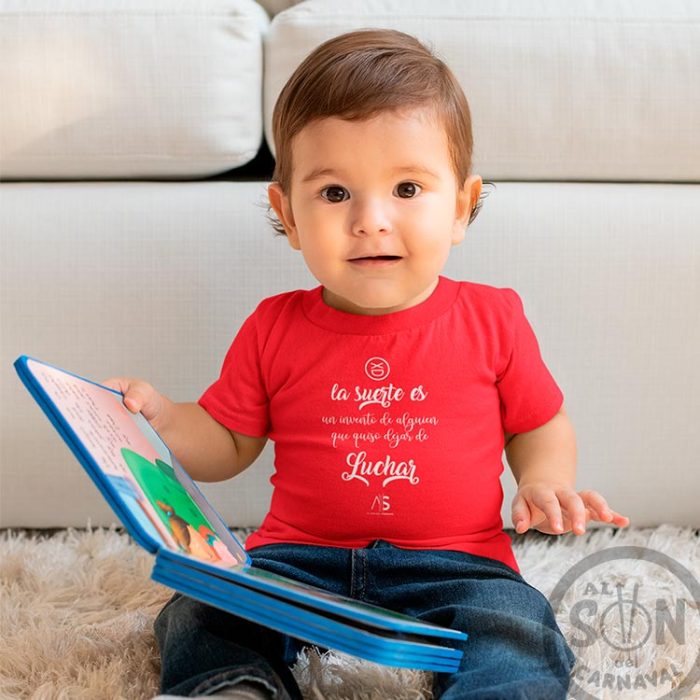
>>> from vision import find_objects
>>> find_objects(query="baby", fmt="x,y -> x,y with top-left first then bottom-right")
105,28 -> 629,700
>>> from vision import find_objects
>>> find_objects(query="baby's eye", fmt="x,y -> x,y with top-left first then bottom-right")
320,186 -> 348,203
319,182 -> 421,202
395,182 -> 421,198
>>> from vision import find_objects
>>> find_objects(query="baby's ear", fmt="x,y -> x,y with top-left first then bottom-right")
267,183 -> 299,246
456,174 -> 483,229
451,180 -> 475,244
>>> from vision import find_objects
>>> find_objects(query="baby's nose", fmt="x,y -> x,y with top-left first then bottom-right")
350,199 -> 393,236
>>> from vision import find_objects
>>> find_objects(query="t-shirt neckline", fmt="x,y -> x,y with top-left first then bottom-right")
302,275 -> 459,335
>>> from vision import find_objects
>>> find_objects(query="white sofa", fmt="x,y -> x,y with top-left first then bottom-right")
1,0 -> 698,532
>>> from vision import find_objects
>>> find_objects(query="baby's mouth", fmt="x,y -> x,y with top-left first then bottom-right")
348,255 -> 403,267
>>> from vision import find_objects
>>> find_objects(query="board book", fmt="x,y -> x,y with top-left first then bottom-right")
14,355 -> 467,672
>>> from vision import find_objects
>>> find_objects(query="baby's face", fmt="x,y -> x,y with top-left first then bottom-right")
268,106 -> 481,315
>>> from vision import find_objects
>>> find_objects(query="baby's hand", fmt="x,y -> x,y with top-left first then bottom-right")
511,483 -> 630,536
101,376 -> 169,431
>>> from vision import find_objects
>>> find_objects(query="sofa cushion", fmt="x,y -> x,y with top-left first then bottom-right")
264,0 -> 700,181
0,0 -> 269,180
2,180 -> 698,528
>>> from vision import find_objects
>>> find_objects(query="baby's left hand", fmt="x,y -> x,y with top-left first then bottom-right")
512,483 -> 630,535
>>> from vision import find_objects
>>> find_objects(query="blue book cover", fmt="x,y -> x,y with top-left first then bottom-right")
14,355 -> 467,672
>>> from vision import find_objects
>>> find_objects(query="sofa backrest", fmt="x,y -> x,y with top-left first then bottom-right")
264,0 -> 700,182
2,0 -> 698,182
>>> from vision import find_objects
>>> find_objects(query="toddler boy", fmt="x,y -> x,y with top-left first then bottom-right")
107,28 -> 628,700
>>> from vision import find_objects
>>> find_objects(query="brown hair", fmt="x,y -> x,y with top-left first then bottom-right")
267,28 -> 489,236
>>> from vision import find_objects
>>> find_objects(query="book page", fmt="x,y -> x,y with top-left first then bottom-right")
26,358 -> 247,567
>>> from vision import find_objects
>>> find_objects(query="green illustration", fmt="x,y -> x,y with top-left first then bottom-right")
121,448 -> 217,557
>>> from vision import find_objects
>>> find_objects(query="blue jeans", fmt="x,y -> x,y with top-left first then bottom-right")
154,540 -> 576,698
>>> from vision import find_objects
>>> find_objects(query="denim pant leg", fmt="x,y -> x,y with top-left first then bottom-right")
154,592 -> 301,698
153,543 -> 350,698
362,541 -> 577,700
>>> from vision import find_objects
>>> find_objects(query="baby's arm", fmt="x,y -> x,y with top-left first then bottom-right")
102,377 -> 267,482
505,404 -> 629,535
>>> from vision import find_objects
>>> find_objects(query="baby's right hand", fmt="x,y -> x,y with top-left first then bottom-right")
101,377 -> 169,430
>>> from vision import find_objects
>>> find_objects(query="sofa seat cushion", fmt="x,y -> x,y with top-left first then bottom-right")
1,180 -> 698,528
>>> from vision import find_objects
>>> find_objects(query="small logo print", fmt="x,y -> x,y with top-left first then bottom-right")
369,494 -> 393,515
365,357 -> 390,381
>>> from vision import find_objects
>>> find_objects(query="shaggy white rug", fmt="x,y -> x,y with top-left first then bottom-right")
1,525 -> 699,700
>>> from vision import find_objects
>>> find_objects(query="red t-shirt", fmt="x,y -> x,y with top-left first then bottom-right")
198,275 -> 564,573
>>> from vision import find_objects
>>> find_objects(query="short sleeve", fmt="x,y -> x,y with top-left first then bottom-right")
198,312 -> 270,437
496,288 -> 564,434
